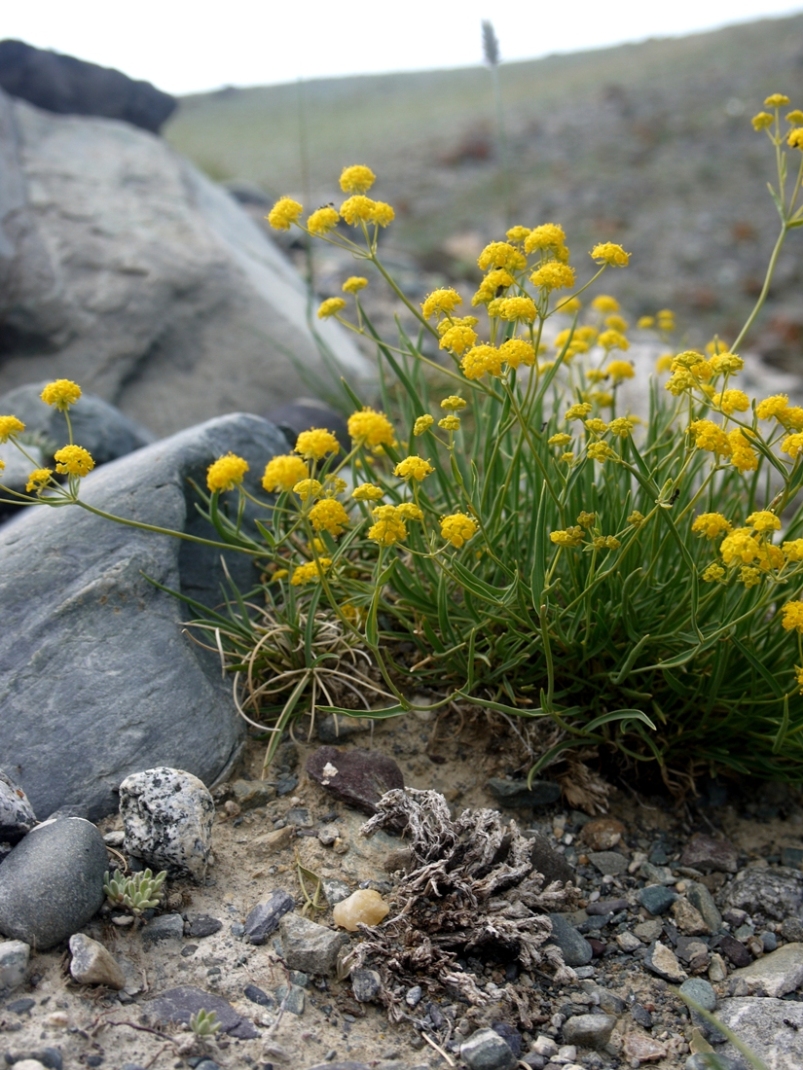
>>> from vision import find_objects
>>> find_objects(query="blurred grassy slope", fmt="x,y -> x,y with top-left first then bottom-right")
165,13 -> 803,359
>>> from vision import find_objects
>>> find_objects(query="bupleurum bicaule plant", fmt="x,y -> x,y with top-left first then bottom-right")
3,94 -> 803,789
103,867 -> 167,920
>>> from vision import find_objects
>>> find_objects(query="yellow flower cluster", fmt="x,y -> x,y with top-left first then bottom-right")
262,455 -> 308,493
477,241 -> 526,273
41,379 -> 82,411
54,445 -> 95,479
0,415 -> 25,442
309,498 -> 349,537
421,288 -> 462,320
348,408 -> 396,449
318,297 -> 346,319
291,558 -> 332,586
295,429 -> 339,460
394,456 -> 434,481
26,468 -> 53,493
550,527 -> 584,547
590,242 -> 630,267
440,512 -> 478,548
340,165 -> 376,193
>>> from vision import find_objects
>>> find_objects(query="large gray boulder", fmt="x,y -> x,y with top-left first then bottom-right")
0,412 -> 288,821
0,87 -> 370,437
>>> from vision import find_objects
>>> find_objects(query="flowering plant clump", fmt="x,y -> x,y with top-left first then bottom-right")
5,112 -> 803,787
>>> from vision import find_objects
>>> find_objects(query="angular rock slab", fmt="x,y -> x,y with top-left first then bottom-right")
306,746 -> 404,815
716,997 -> 803,1070
69,932 -> 125,989
728,943 -> 803,997
120,768 -> 214,880
147,985 -> 258,1039
0,770 -> 37,844
0,413 -> 287,820
0,818 -> 106,949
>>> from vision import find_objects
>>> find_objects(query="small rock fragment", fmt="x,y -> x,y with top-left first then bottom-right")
719,934 -> 753,968
351,968 -> 382,1002
623,1033 -> 667,1063
672,897 -> 710,935
686,881 -> 722,932
332,889 -> 389,931
639,884 -> 677,915
317,714 -> 370,744
279,913 -> 349,976
306,747 -> 404,814
616,931 -> 642,953
244,890 -> 295,945
485,778 -> 561,809
548,913 -> 593,966
588,851 -> 628,876
69,933 -> 126,989
148,985 -> 259,1038
187,914 -> 222,938
460,1026 -> 518,1070
275,982 -> 305,1014
727,942 -> 803,997
528,831 -> 576,886
141,913 -> 184,946
681,832 -> 738,874
645,941 -> 687,982
0,939 -> 30,991
561,1013 -> 615,1050
119,767 -> 214,880
579,817 -> 626,851
634,918 -> 663,943
0,770 -> 37,844
228,779 -> 276,810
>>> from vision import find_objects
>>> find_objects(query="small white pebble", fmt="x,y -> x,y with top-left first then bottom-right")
46,1011 -> 69,1028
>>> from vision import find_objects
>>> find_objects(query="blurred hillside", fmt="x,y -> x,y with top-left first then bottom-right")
165,13 -> 803,367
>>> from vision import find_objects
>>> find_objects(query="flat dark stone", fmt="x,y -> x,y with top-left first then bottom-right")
147,985 -> 258,1039
187,914 -> 222,938
243,890 -> 295,945
719,934 -> 753,968
548,913 -> 593,966
244,983 -> 273,1006
587,898 -> 629,916
486,777 -> 561,809
528,831 -> 576,886
6,997 -> 35,1014
681,832 -> 738,874
306,747 -> 404,815
639,885 -> 677,915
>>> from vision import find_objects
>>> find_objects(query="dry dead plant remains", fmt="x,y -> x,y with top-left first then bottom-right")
342,789 -> 581,1036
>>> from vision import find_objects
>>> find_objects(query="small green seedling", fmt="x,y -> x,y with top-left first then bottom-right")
103,868 -> 167,917
189,1008 -> 221,1037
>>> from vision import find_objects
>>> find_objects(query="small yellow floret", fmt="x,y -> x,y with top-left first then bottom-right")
591,295 -> 619,313
689,419 -> 731,457
765,93 -> 791,108
368,504 -> 407,546
440,512 -> 479,548
41,379 -> 81,411
309,498 -> 349,537
788,129 -> 803,151
599,332 -> 630,353
593,535 -> 621,550
318,297 -> 346,319
342,276 -> 368,294
605,359 -> 634,381
54,444 -> 95,478
550,527 -> 584,547
702,563 -> 726,583
608,417 -> 636,438
413,415 -> 435,436
262,455 -> 308,493
441,395 -> 467,411
712,389 -> 749,415
396,503 -> 423,521
348,408 -> 396,449
394,456 -> 434,481
720,528 -> 761,566
477,241 -> 526,273
472,269 -> 515,306
523,223 -> 566,254
461,344 -> 503,380
268,197 -> 303,230
781,432 -> 803,459
751,112 -> 774,131
293,478 -> 323,501
783,539 -> 803,562
587,441 -> 617,463
206,453 -> 248,493
627,510 -> 646,527
584,418 -> 608,434
729,429 -> 758,473
352,483 -> 384,502
756,394 -> 789,420
438,415 -> 460,431
439,324 -> 478,355
339,165 -> 376,194
548,433 -> 572,447
0,415 -> 25,442
565,402 -> 593,421
781,601 -> 803,632
529,262 -> 575,291
25,467 -> 53,493
497,296 -> 537,322
307,206 -> 340,235
787,110 -> 803,125
637,316 -> 655,329
577,511 -> 596,528
295,428 -> 340,460
692,513 -> 732,539
421,288 -> 462,319
291,558 -> 332,586
746,510 -> 781,532
500,339 -> 536,368
590,242 -> 630,267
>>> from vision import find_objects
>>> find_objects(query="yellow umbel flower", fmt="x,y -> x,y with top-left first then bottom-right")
54,444 -> 95,478
472,268 -> 515,306
590,242 -> 630,267
558,296 -> 582,315
461,344 -> 503,380
523,223 -> 566,255
627,510 -> 646,527
712,389 -> 749,415
262,455 -> 308,493
295,428 -> 340,460
781,601 -> 803,632
0,415 -> 25,442
780,405 -> 803,431
783,539 -> 803,562
396,503 -> 424,520
529,263 -> 575,291
751,112 -> 773,131
267,197 -> 303,230
439,324 -> 478,355
497,296 -> 537,322
352,483 -> 384,502
291,558 -> 332,586
692,513 -> 732,539
608,417 -> 636,438
702,563 -> 726,583
206,453 -> 249,492
756,394 -> 789,420
605,359 -> 634,381
550,527 -> 584,547
421,288 -> 462,319
746,510 -> 781,533
438,415 -> 461,431
591,295 -> 619,313
25,468 -> 53,493
781,432 -> 803,459
720,528 -> 761,566
413,415 -> 435,436
638,316 -> 655,329
339,165 -> 376,194
599,331 -> 630,353
500,338 -> 536,368
689,419 -> 731,458
339,195 -> 376,224
548,433 -> 572,447
348,407 -> 396,449
655,354 -> 674,374
477,241 -> 526,272
441,395 -> 467,411
371,202 -> 395,227
740,566 -> 762,588
605,314 -> 629,332
41,379 -> 81,411
590,391 -> 614,408
318,297 -> 346,319
565,402 -> 593,421
577,511 -> 596,528
307,206 -> 340,235
729,429 -> 758,473
593,535 -> 621,551
584,418 -> 608,435
440,512 -> 479,548
506,225 -> 531,243
293,478 -> 323,501
394,456 -> 434,481
587,442 -> 617,463
709,352 -> 743,375
788,110 -> 803,125
765,93 -> 791,108
368,504 -> 408,546
309,498 -> 349,537
342,276 -> 368,294
324,475 -> 347,496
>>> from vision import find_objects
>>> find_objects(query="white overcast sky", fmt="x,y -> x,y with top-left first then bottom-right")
3,1 -> 802,96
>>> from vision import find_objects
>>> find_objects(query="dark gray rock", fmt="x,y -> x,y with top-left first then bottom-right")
141,913 -> 184,946
0,39 -> 175,132
561,1013 -> 616,1050
686,881 -> 722,932
316,712 -> 370,745
0,769 -> 37,844
528,831 -> 576,886
0,414 -> 287,820
274,982 -> 305,1014
351,968 -> 382,1002
680,977 -> 717,1011
0,817 -> 106,949
306,747 -> 404,815
267,400 -> 350,454
716,997 -> 803,1069
279,913 -> 349,976
491,1022 -> 522,1057
148,985 -> 259,1038
685,1056 -> 744,1070
243,890 -> 295,945
588,850 -> 628,876
4,1050 -> 63,1070
639,884 -> 677,915
548,913 -> 593,966
120,768 -> 214,881
722,866 -> 803,921
0,87 -> 369,440
226,779 -> 276,811
243,983 -> 273,1006
485,777 -> 561,809
586,897 -> 628,916
681,833 -> 739,874
187,914 -> 222,938
0,383 -> 154,466
718,934 -> 753,968
460,1027 -> 517,1070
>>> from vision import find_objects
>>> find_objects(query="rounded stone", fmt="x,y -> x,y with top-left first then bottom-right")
561,1013 -> 616,1050
460,1027 -> 518,1070
0,817 -> 107,949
